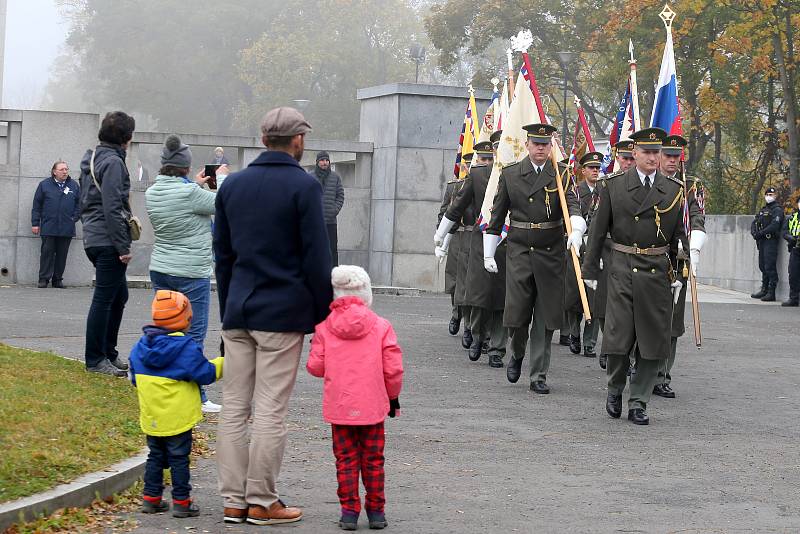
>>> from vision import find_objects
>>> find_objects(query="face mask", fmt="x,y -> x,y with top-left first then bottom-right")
765,195 -> 776,204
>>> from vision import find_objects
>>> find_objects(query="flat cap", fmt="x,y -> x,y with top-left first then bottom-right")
473,141 -> 494,155
523,123 -> 558,143
614,139 -> 635,155
579,151 -> 603,167
630,127 -> 667,148
662,134 -> 687,156
261,107 -> 312,137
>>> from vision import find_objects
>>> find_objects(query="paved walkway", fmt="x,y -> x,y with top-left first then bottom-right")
2,284 -> 799,532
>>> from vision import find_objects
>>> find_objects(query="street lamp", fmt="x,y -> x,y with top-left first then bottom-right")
556,51 -> 575,148
409,43 -> 427,83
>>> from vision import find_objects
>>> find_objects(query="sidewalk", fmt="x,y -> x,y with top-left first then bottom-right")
1,286 -> 799,532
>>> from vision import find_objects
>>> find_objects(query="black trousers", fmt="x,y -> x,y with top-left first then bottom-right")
327,223 -> 339,267
789,247 -> 800,299
757,239 -> 779,287
38,236 -> 72,284
84,246 -> 128,368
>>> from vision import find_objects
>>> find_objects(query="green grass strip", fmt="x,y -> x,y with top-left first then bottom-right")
0,344 -> 143,503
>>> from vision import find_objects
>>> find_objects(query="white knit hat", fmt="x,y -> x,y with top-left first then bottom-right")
331,265 -> 373,307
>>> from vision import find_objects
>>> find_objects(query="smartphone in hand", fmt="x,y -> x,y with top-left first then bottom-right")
205,164 -> 221,190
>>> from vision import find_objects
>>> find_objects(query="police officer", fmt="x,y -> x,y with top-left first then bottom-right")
484,123 -> 584,394
653,134 -> 706,399
436,137 -> 508,367
563,151 -> 603,357
583,127 -> 685,425
750,186 -> 784,302
781,197 -> 800,307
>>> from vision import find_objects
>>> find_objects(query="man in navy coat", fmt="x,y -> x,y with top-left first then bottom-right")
31,160 -> 81,288
213,107 -> 332,526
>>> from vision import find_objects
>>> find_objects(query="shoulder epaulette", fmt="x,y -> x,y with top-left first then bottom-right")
501,160 -> 521,170
666,174 -> 683,186
684,174 -> 700,184
602,170 -> 624,180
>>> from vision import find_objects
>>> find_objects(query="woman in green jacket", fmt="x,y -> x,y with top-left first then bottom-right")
145,135 -> 227,412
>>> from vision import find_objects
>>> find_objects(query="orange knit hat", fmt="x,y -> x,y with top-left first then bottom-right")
151,290 -> 192,331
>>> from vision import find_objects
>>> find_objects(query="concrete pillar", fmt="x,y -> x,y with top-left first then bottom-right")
357,83 -> 490,289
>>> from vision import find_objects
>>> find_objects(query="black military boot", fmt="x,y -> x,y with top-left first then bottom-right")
751,284 -> 768,299
468,337 -> 483,361
598,354 -> 607,370
506,356 -> 523,383
448,316 -> 461,336
568,334 -> 581,354
761,284 -> 776,302
488,354 -> 504,368
462,328 -> 473,349
558,334 -> 570,346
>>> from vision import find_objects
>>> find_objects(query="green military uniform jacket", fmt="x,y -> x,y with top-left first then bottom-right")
564,180 -> 599,314
487,157 -> 581,329
582,167 -> 686,360
446,164 -> 506,311
672,175 -> 706,338
439,180 -> 460,295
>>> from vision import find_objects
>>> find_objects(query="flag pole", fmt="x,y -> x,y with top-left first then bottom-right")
506,48 -> 515,102
628,40 -> 641,131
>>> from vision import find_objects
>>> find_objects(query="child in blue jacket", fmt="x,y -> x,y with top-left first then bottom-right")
129,290 -> 223,517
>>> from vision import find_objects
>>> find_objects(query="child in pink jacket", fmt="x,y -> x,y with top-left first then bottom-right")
307,265 -> 403,531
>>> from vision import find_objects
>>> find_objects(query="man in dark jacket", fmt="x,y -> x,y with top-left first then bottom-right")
79,111 -> 136,377
214,107 -> 332,526
31,160 -> 80,288
310,151 -> 344,265
750,186 -> 784,301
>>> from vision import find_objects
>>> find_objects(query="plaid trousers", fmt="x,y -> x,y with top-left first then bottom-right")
331,422 -> 385,514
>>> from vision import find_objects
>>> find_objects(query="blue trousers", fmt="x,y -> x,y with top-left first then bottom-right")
143,429 -> 193,500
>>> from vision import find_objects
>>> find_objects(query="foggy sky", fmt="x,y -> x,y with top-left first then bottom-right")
3,0 -> 66,108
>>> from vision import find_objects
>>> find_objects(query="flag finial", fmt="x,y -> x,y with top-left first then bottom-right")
574,95 -> 582,108
629,39 -> 636,64
468,84 -> 475,95
510,30 -> 533,53
659,4 -> 676,29
491,77 -> 500,93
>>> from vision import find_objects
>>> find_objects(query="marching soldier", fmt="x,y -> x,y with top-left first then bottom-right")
582,127 -> 686,425
436,135 -> 508,367
653,134 -> 706,398
563,152 -> 603,357
484,124 -> 585,394
595,140 -> 636,369
437,172 -> 463,336
750,186 -> 784,302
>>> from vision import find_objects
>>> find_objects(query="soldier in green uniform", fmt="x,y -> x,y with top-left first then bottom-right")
653,134 -> 707,398
438,153 -> 475,345
582,127 -> 686,425
484,124 -> 585,394
563,152 -> 603,357
436,136 -> 508,367
596,140 -> 637,369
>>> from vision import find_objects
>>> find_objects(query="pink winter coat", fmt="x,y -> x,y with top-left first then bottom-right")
307,296 -> 403,425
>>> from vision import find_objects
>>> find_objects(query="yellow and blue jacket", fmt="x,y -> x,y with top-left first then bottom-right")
129,326 -> 223,436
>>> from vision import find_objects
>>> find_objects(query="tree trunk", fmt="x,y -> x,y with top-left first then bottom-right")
752,76 -> 778,213
773,8 -> 800,191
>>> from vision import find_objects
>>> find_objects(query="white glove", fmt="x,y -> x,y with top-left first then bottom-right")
689,230 -> 706,277
441,233 -> 452,253
671,280 -> 683,304
484,258 -> 498,273
599,258 -> 604,270
584,279 -> 597,290
567,216 -> 587,256
434,246 -> 447,259
434,216 -> 456,247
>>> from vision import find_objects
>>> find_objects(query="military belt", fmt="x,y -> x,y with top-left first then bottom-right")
456,226 -> 473,232
509,219 -> 563,230
611,242 -> 669,256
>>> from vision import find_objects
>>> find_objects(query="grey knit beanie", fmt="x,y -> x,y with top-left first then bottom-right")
161,135 -> 192,168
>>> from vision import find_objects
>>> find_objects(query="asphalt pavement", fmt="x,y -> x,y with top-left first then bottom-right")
1,284 -> 799,533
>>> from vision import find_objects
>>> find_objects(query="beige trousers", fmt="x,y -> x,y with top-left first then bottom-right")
217,329 -> 304,509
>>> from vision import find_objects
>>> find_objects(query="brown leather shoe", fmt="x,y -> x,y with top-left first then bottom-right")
223,506 -> 248,524
246,500 -> 303,525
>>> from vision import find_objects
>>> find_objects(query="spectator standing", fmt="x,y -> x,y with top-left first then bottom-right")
130,290 -> 224,518
214,107 -> 333,526
145,134 -> 227,413
310,151 -> 345,266
31,160 -> 81,288
307,265 -> 403,531
782,197 -> 800,307
213,147 -> 230,165
79,111 -> 136,377
750,186 -> 784,302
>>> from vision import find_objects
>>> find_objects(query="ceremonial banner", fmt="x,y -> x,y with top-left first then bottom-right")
477,67 -> 538,230
650,13 -> 682,134
601,79 -> 635,174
